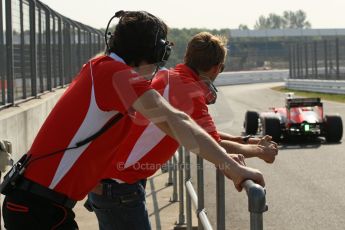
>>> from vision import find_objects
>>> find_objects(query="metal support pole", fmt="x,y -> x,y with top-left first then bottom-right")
304,42 -> 308,79
296,44 -> 300,78
5,0 -> 14,105
166,158 -> 173,186
288,44 -> 292,79
38,9 -> 43,93
335,38 -> 340,80
20,0 -> 26,98
216,169 -> 225,230
170,153 -> 178,202
242,180 -> 268,230
44,8 -> 52,91
292,44 -> 296,79
185,150 -> 192,230
177,147 -> 185,225
77,28 -> 82,69
186,181 -> 213,230
197,156 -> 204,230
314,41 -> 318,79
29,0 -> 37,97
324,40 -> 328,79
58,17 -> 64,86
298,44 -> 305,79
0,0 -> 4,105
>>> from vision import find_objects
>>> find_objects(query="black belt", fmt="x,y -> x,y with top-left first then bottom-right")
91,179 -> 146,203
16,177 -> 76,209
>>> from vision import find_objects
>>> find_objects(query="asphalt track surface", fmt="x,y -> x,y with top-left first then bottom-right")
190,82 -> 345,230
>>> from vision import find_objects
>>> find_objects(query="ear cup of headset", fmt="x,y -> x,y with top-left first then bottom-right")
153,39 -> 172,67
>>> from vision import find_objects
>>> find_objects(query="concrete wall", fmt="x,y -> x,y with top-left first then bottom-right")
0,89 -> 66,161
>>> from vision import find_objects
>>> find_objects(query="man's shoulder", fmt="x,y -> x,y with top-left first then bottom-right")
92,56 -> 130,72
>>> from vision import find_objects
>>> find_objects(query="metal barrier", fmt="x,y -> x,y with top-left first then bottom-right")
285,78 -> 345,95
169,147 -> 268,230
289,38 -> 345,80
242,180 -> 268,230
0,0 -> 104,108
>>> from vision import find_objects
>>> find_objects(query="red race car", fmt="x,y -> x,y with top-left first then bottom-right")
244,93 -> 343,142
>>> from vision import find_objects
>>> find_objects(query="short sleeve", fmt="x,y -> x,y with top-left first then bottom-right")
93,60 -> 152,114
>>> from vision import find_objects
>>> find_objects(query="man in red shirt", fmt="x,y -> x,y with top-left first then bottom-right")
87,32 -> 277,230
2,13 -> 264,229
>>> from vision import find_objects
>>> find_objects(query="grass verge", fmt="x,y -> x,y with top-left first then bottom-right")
271,86 -> 345,103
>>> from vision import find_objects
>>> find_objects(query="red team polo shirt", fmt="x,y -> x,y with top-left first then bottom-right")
105,64 -> 221,183
24,53 -> 152,200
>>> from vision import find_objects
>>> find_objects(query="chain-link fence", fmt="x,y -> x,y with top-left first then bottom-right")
289,38 -> 345,80
0,0 -> 104,108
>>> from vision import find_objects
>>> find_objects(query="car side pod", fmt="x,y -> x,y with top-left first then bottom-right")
324,115 -> 343,143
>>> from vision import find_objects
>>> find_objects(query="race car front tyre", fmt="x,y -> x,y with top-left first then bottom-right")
324,115 -> 343,143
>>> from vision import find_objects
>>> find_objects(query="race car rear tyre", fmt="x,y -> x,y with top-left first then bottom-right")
324,115 -> 343,143
262,116 -> 281,142
244,111 -> 259,135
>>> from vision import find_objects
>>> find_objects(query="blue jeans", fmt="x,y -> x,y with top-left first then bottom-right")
88,179 -> 151,230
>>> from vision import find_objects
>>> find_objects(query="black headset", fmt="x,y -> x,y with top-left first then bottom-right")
105,11 -> 172,67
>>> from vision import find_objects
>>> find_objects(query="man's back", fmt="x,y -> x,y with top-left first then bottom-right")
106,64 -> 220,183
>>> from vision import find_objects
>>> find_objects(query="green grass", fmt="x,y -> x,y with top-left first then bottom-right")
272,86 -> 345,103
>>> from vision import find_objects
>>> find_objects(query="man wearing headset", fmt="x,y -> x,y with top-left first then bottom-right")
86,32 -> 278,230
1,11 -> 265,229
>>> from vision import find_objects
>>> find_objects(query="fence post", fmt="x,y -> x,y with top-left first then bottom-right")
166,158 -> 173,186
29,0 -> 37,97
324,40 -> 328,79
304,42 -> 308,79
197,156 -> 204,230
177,147 -> 185,225
242,180 -> 268,230
288,44 -> 292,79
216,169 -> 225,230
184,149 -> 192,230
335,38 -> 340,80
292,44 -> 296,79
44,7 -> 52,91
313,41 -> 318,79
0,0 -> 5,105
19,0 -> 27,98
170,153 -> 178,202
5,0 -> 14,105
57,16 -> 64,86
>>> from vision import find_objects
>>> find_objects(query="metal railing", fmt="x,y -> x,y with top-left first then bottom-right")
168,147 -> 268,230
0,0 -> 104,108
289,38 -> 345,80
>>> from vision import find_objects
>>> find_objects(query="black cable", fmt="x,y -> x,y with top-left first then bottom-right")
104,15 -> 117,51
27,113 -> 124,166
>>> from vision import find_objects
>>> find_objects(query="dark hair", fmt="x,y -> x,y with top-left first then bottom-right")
107,11 -> 168,66
184,32 -> 227,72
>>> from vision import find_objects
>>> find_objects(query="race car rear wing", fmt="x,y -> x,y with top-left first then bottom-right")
286,97 -> 323,108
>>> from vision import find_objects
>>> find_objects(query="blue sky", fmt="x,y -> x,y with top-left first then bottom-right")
40,0 -> 345,30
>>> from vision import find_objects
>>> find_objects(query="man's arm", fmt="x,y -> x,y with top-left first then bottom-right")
219,131 -> 278,146
132,89 -> 265,190
219,139 -> 277,164
218,132 -> 244,143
